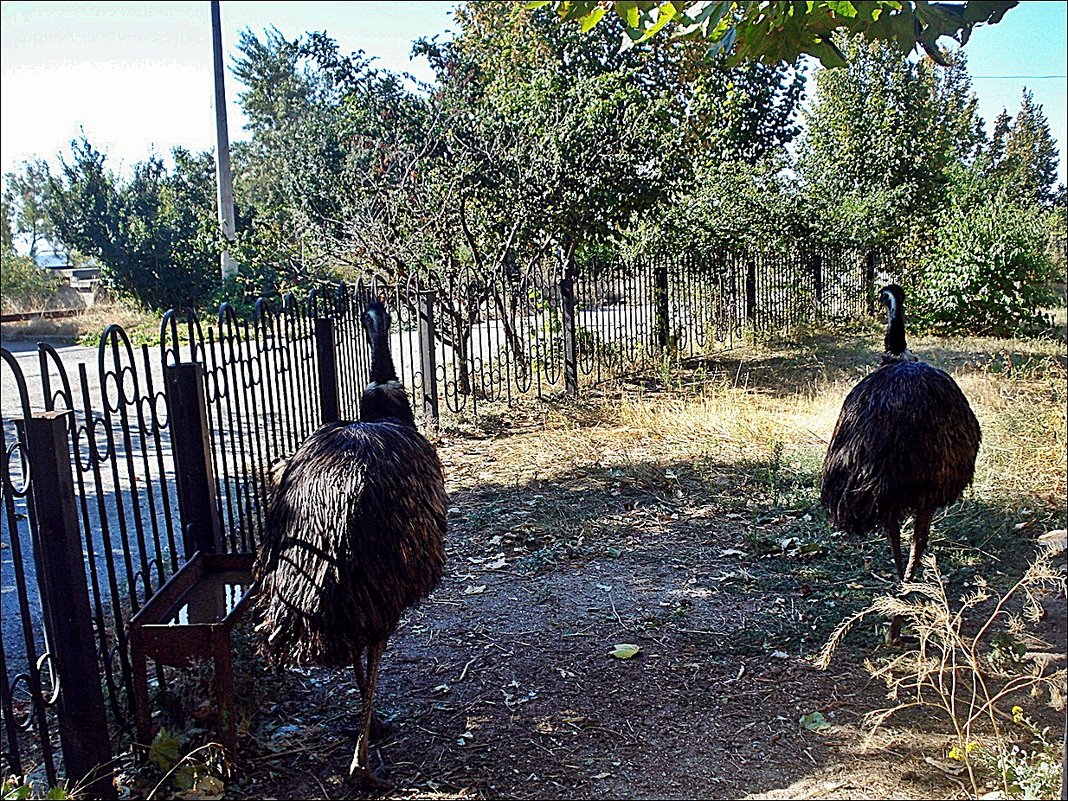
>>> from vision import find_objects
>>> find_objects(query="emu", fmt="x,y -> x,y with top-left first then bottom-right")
253,300 -> 447,784
821,284 -> 981,639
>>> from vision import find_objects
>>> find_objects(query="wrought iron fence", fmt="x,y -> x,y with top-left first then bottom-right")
1,245 -> 873,789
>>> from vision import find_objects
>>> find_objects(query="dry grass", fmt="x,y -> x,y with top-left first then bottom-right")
435,329 -> 1066,798
0,299 -> 160,346
449,329 -> 1067,527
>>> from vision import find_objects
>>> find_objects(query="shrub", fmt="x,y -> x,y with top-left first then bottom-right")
911,199 -> 1059,337
0,251 -> 61,313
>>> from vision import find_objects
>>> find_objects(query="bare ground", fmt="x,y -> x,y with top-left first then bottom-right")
126,332 -> 1067,800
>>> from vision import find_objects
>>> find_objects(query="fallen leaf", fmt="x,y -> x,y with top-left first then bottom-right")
176,775 -> 225,800
1039,529 -> 1066,553
799,711 -> 830,731
609,643 -> 641,660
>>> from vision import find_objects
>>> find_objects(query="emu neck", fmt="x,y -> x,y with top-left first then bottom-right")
368,328 -> 398,385
884,297 -> 907,356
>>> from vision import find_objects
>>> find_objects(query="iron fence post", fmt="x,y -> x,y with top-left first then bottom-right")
654,263 -> 670,351
165,362 -> 222,557
745,258 -> 757,326
560,276 -> 578,396
812,252 -> 824,321
865,250 -> 877,314
418,288 -> 440,427
22,410 -> 115,799
314,318 -> 339,426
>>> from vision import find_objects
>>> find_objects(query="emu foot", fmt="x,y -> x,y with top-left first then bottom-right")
885,616 -> 919,646
370,714 -> 393,739
346,764 -> 392,793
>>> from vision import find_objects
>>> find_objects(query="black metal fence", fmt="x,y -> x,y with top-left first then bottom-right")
0,247 -> 872,790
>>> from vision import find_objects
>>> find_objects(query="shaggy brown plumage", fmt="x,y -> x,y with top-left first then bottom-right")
253,300 -> 446,783
821,285 -> 980,636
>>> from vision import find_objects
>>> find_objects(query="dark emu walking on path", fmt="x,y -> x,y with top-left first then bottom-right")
253,300 -> 448,783
821,285 -> 981,640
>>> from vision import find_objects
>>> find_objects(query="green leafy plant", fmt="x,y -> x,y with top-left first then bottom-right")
143,728 -> 228,800
962,706 -> 1064,800
912,198 -> 1060,337
527,1 -> 1017,67
1,778 -> 70,800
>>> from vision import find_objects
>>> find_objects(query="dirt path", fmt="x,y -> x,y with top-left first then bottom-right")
219,408 -> 1064,801
128,335 -> 1065,801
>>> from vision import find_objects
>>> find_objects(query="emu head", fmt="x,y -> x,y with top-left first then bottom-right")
879,284 -> 916,363
361,300 -> 390,347
879,284 -> 906,313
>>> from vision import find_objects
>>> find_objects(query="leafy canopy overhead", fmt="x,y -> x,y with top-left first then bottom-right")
527,1 -> 1018,67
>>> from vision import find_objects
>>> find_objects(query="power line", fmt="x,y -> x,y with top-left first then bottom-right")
970,74 -> 1066,79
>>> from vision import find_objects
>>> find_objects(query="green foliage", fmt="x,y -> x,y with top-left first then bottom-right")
529,1 -> 1017,67
798,39 -> 983,252
142,728 -> 227,799
911,194 -> 1060,337
0,778 -> 69,800
969,706 -> 1064,800
0,250 -> 61,312
3,160 -> 54,257
148,727 -> 183,772
987,90 -> 1063,208
46,138 -> 222,311
634,157 -> 804,258
685,60 -> 805,166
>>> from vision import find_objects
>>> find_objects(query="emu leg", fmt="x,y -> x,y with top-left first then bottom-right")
352,648 -> 390,739
904,509 -> 932,582
349,640 -> 388,785
886,519 -> 905,581
890,510 -> 935,644
886,519 -> 906,643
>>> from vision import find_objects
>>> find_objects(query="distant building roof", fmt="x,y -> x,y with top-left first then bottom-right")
34,250 -> 72,269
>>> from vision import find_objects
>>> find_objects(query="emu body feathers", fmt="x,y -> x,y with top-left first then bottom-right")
252,299 -> 446,782
821,360 -> 981,539
821,284 -> 981,604
255,420 -> 446,667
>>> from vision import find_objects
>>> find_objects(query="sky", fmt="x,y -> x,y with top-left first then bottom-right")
1,0 -> 1066,185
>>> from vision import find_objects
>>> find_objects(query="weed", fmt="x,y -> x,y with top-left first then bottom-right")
817,547 -> 1066,799
0,777 -> 70,800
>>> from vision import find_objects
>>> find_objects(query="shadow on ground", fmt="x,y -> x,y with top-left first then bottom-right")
213,445 -> 1061,800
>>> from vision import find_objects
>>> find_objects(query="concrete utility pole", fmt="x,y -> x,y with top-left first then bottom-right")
211,0 -> 237,281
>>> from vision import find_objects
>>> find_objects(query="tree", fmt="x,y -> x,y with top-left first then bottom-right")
231,27 -> 425,291
988,90 -> 1062,208
3,160 -> 55,258
529,1 -> 1018,67
46,138 -> 222,310
630,155 -> 805,260
451,2 -> 806,166
797,39 -> 983,252
1,186 -> 14,254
